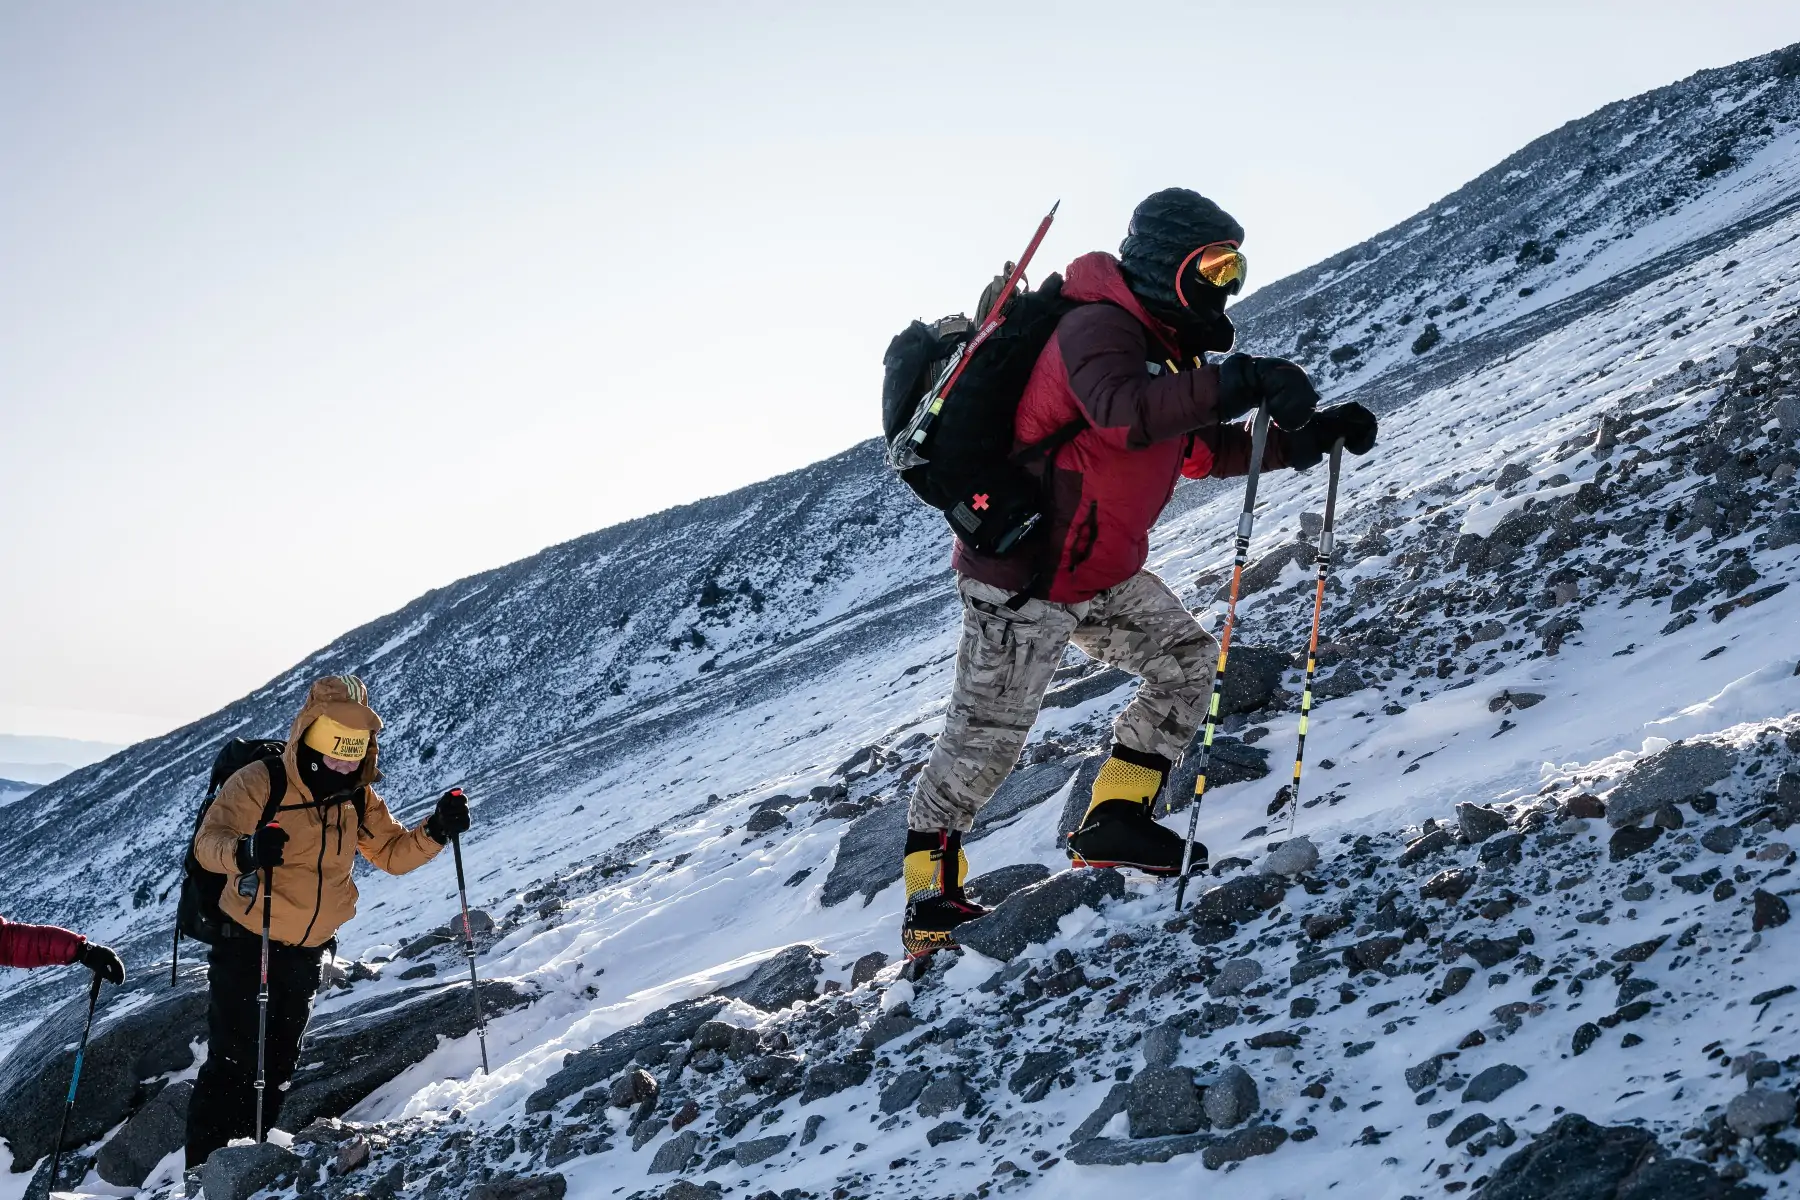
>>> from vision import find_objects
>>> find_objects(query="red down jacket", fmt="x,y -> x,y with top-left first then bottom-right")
0,914 -> 83,969
954,251 -> 1288,604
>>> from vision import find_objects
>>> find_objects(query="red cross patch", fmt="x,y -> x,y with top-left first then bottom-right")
971,493 -> 990,511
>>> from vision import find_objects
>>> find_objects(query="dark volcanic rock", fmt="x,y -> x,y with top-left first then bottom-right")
199,1142 -> 299,1200
285,977 -> 537,1128
1348,935 -> 1403,972
965,863 -> 1052,907
1482,1113 -> 1758,1200
849,951 -> 889,988
1464,936 -> 1523,969
1458,802 -> 1511,843
648,1129 -> 702,1174
0,968 -> 209,1171
1009,1049 -> 1072,1098
1605,742 -> 1737,827
1464,1063 -> 1528,1103
1126,1066 -> 1205,1138
719,944 -> 825,1012
96,1079 -> 192,1187
1421,867 -> 1477,903
1753,889 -> 1791,932
527,997 -> 725,1113
1399,828 -> 1455,867
1609,825 -> 1663,861
800,1053 -> 872,1104
1067,1133 -> 1217,1166
1201,1124 -> 1287,1170
469,1176 -> 569,1200
956,869 -> 1126,962
880,1069 -> 930,1114
1193,874 -> 1288,927
1203,1065 -> 1259,1130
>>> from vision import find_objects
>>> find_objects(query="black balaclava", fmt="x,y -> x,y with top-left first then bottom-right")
1119,187 -> 1246,356
297,742 -> 364,801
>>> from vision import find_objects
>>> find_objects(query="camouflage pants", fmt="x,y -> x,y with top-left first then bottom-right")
908,570 -> 1217,833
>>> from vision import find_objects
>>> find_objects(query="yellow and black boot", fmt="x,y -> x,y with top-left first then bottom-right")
900,829 -> 989,960
1067,746 -> 1206,876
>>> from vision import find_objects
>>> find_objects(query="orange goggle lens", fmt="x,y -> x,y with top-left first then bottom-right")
1195,244 -> 1247,290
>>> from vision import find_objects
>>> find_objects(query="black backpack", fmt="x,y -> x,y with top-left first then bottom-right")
883,274 -> 1085,560
170,739 -> 288,981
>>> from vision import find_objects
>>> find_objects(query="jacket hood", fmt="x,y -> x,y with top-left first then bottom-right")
1061,252 -> 1180,355
284,675 -> 383,799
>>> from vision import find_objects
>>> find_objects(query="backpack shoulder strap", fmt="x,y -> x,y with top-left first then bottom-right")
259,757 -> 287,827
352,787 -> 368,834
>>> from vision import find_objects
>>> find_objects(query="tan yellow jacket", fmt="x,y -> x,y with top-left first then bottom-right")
194,676 -> 443,948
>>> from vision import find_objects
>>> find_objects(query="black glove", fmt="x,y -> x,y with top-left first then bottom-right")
1283,402 -> 1378,471
1215,354 -> 1320,429
76,940 -> 125,985
425,788 -> 471,845
235,821 -> 288,872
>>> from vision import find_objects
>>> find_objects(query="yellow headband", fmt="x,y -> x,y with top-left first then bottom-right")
303,715 -> 371,762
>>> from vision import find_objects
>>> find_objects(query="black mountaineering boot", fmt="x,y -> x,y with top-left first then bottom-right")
900,829 -> 989,960
1067,745 -> 1207,876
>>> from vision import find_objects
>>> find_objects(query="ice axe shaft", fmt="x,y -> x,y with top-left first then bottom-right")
1174,401 -> 1271,911
451,820 -> 490,1075
47,971 -> 103,1192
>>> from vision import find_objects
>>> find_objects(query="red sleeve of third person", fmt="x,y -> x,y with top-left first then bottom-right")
0,914 -> 84,969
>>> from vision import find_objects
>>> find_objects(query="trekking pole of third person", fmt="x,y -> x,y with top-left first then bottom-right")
1274,440 -> 1346,837
1174,401 -> 1272,912
48,970 -> 103,1191
450,812 -> 489,1075
254,824 -> 277,1143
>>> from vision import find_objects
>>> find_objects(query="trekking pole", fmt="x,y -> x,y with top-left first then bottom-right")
1174,401 -> 1272,912
47,971 -> 103,1193
254,834 -> 276,1143
1274,441 -> 1345,836
450,814 -> 490,1075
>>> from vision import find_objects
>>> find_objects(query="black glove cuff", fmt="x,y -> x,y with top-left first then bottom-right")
424,815 -> 448,845
235,836 -> 257,872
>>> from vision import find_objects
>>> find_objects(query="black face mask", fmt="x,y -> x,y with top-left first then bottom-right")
1143,288 -> 1236,359
296,743 -> 363,800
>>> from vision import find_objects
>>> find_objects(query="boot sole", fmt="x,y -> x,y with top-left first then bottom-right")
1067,851 -> 1208,876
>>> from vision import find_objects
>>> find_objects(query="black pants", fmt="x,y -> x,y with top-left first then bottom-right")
185,934 -> 325,1167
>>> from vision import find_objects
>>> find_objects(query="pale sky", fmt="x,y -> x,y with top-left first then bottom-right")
4,2 -> 1796,744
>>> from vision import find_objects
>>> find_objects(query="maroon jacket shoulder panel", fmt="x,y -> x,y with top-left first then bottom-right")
0,915 -> 83,969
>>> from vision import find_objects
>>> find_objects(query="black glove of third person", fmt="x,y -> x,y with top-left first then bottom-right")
425,788 -> 471,845
76,940 -> 126,985
1215,354 -> 1320,429
235,821 -> 288,872
1282,402 -> 1378,471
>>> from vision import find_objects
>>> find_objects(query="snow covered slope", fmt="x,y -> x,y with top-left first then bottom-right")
3,40 -> 1800,1200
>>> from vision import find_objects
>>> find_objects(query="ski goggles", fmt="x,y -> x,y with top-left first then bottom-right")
1175,241 -> 1248,305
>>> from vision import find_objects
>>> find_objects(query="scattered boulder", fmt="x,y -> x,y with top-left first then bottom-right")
1753,889 -> 1791,932
1067,1132 -> 1217,1166
1008,1049 -> 1071,1099
1201,1123 -> 1286,1169
1605,742 -> 1737,827
1457,803 -> 1510,844
1203,1065 -> 1259,1129
800,1054 -> 872,1104
1207,958 -> 1264,998
1421,868 -> 1477,903
1140,1023 -> 1182,1069
720,944 -> 825,1012
609,1068 -> 658,1109
879,1069 -> 930,1114
648,1129 -> 702,1174
925,1121 -> 968,1146
199,1142 -> 299,1200
1726,1087 -> 1796,1137
733,1133 -> 791,1165
955,869 -> 1126,962
1348,936 -> 1403,972
915,1072 -> 976,1118
1481,1113 -> 1758,1200
849,951 -> 889,989
1192,874 -> 1287,928
469,1176 -> 569,1200
965,863 -> 1052,907
1261,837 -> 1319,877
1127,1066 -> 1205,1138
1399,828 -> 1455,867
1609,825 -> 1663,861
95,1079 -> 191,1188
1463,1063 -> 1528,1103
